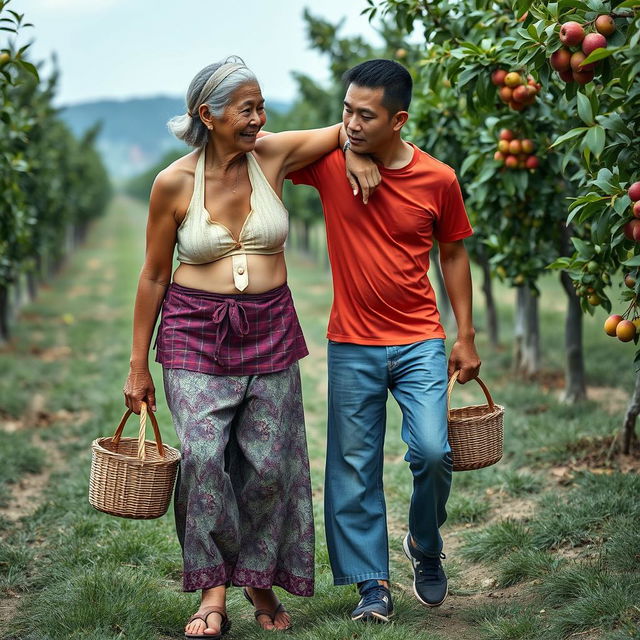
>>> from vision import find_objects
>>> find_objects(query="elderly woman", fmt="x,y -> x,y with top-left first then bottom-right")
123,56 -> 377,638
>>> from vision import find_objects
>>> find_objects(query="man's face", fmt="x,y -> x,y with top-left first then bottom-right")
342,84 -> 400,155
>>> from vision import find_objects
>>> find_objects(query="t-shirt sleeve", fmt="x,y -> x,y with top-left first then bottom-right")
287,161 -> 320,188
434,174 -> 473,243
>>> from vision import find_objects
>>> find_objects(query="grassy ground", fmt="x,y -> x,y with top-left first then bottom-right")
0,195 -> 638,640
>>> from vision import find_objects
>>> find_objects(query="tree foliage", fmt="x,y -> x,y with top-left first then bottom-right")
0,0 -> 111,339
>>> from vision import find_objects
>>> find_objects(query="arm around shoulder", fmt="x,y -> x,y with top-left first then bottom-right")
255,123 -> 342,178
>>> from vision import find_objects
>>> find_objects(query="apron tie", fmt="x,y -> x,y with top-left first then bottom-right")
211,299 -> 249,365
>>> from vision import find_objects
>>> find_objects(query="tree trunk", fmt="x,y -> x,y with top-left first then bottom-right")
432,245 -> 453,328
478,251 -> 499,347
12,278 -> 25,317
0,284 -> 10,344
301,220 -> 311,254
27,270 -> 38,302
621,372 -> 640,454
514,286 -> 525,374
514,286 -> 540,377
560,271 -> 587,403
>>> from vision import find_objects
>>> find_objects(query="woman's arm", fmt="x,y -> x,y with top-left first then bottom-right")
255,123 -> 343,178
255,124 -> 381,202
123,169 -> 181,414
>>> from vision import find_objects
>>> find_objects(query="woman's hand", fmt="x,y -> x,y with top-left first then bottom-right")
123,366 -> 156,414
345,149 -> 381,205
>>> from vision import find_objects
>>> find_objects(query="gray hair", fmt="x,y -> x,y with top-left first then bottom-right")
167,55 -> 258,148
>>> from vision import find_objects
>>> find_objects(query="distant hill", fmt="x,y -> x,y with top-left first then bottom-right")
60,96 -> 291,181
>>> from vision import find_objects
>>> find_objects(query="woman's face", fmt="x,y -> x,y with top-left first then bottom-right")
214,82 -> 267,151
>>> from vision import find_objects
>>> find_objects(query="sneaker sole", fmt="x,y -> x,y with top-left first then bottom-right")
351,610 -> 394,623
402,535 -> 448,608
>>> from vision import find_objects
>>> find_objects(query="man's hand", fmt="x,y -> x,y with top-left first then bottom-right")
447,338 -> 481,383
345,149 -> 381,204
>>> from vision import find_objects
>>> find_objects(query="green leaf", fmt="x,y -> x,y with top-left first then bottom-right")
584,125 -> 605,158
460,154 -> 477,177
577,92 -> 594,125
548,257 -> 572,270
614,195 -> 632,215
616,0 -> 640,7
16,59 -> 38,81
571,237 -> 592,256
582,47 -> 614,65
622,255 -> 640,267
558,0 -> 591,10
550,127 -> 588,148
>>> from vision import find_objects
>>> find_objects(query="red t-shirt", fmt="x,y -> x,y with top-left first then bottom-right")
288,143 -> 473,345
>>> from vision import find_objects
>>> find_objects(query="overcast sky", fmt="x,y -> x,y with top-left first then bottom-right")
13,0 -> 385,106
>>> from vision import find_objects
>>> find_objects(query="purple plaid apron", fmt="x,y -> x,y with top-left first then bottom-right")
155,282 -> 308,375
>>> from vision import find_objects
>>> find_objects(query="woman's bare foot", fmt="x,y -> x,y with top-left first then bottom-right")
245,586 -> 291,630
185,585 -> 227,637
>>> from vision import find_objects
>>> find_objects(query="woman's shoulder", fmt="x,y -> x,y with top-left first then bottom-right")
153,149 -> 200,197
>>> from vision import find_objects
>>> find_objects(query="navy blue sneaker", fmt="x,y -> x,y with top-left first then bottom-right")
350,580 -> 394,623
403,534 -> 448,607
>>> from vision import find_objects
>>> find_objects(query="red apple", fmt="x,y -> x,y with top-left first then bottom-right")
499,129 -> 515,141
604,314 -> 623,336
616,320 -> 636,342
494,151 -> 505,164
509,140 -> 523,155
582,32 -> 607,56
633,201 -> 640,218
629,182 -> 640,202
624,219 -> 640,241
550,48 -> 572,72
491,69 -> 508,86
505,155 -> 518,169
499,86 -> 513,102
525,156 -> 539,169
573,69 -> 595,84
521,139 -> 535,154
512,85 -> 529,103
595,15 -> 615,36
570,51 -> 595,72
558,69 -> 574,83
497,139 -> 510,153
509,100 -> 526,111
560,21 -> 585,47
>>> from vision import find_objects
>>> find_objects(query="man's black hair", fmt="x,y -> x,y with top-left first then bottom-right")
342,59 -> 412,114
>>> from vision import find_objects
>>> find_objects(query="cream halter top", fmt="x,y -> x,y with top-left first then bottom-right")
176,146 -> 289,291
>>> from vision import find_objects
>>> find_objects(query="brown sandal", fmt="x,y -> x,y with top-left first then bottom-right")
243,587 -> 291,630
184,605 -> 231,639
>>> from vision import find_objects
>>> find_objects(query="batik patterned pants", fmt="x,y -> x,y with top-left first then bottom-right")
163,363 -> 314,596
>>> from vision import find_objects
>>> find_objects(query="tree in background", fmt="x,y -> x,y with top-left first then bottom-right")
0,0 -> 111,342
365,0 -> 639,446
509,0 -> 639,449
363,0 -> 596,403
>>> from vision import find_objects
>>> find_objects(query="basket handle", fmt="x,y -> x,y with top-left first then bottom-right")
447,370 -> 495,418
111,402 -> 165,459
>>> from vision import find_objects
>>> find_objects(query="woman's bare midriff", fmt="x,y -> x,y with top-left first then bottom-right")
173,252 -> 288,294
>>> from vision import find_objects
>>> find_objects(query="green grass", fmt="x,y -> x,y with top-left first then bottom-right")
0,196 -> 638,640
0,431 -> 45,507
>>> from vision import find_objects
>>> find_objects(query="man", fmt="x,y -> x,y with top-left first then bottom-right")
288,59 -> 481,622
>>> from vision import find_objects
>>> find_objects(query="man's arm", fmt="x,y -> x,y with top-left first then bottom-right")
438,239 -> 481,383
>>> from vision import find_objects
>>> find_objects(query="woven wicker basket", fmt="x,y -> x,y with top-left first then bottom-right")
89,403 -> 181,519
447,371 -> 504,471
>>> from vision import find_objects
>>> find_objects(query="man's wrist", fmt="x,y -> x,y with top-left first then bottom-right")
456,329 -> 476,342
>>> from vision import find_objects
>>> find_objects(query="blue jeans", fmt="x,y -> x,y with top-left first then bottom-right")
325,338 -> 452,585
